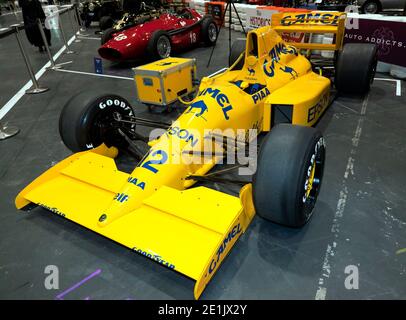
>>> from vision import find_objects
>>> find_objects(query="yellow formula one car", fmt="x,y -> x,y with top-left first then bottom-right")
16,11 -> 377,299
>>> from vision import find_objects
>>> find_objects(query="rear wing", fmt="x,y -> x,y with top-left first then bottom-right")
271,11 -> 346,51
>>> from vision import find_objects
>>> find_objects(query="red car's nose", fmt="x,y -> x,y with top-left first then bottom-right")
98,30 -> 144,62
98,47 -> 123,61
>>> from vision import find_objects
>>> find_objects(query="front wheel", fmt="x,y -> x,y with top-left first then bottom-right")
59,92 -> 135,153
146,30 -> 171,60
253,124 -> 326,227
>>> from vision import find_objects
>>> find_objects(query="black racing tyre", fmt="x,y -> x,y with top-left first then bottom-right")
361,0 -> 381,14
335,43 -> 377,95
59,92 -> 135,153
99,15 -> 114,31
229,39 -> 246,69
253,124 -> 326,227
146,30 -> 171,60
201,15 -> 218,46
101,27 -> 116,45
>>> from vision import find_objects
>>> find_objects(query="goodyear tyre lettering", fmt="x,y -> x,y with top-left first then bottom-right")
302,137 -> 324,203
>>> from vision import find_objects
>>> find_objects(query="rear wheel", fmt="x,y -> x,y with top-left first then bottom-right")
99,15 -> 114,31
335,43 -> 377,95
201,16 -> 218,46
59,92 -> 135,153
147,30 -> 171,60
101,27 -> 116,45
229,39 -> 246,68
253,124 -> 326,227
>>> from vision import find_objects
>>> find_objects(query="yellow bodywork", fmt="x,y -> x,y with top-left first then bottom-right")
16,19 -> 342,298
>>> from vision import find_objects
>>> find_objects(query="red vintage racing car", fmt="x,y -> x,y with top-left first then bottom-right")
98,8 -> 218,61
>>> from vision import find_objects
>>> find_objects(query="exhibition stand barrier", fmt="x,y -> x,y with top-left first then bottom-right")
57,10 -> 75,55
0,122 -> 20,141
10,23 -> 49,94
0,4 -> 82,141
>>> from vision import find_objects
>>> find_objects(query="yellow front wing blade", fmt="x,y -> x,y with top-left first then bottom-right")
16,148 -> 255,299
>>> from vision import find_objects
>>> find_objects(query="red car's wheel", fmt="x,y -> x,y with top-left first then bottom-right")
147,30 -> 172,60
99,15 -> 114,31
101,28 -> 115,45
201,16 -> 218,46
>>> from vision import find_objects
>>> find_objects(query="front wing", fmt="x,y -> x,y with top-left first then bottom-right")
15,145 -> 255,299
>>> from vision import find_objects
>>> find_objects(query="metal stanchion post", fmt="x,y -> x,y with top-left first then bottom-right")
58,13 -> 75,54
74,5 -> 90,37
67,6 -> 81,43
0,122 -> 19,141
12,2 -> 18,20
11,24 -> 49,94
37,19 -> 63,70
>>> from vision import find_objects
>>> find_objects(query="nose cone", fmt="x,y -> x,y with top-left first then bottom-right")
98,30 -> 144,62
98,46 -> 123,61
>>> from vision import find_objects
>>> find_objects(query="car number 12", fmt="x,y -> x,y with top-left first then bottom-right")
140,150 -> 168,174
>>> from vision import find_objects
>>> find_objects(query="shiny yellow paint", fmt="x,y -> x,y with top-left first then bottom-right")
133,57 -> 197,106
264,72 -> 330,129
15,144 -> 118,210
16,23 -> 337,299
195,183 -> 255,298
16,148 -> 253,299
